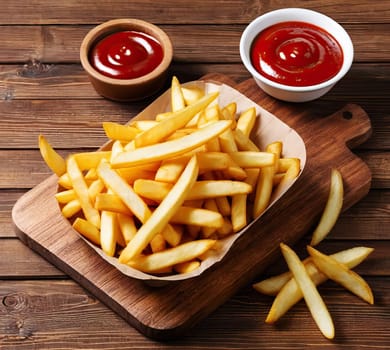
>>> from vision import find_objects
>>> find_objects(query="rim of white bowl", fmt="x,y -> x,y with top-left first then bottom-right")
239,8 -> 354,92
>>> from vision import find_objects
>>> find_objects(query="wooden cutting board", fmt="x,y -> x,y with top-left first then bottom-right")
12,73 -> 372,340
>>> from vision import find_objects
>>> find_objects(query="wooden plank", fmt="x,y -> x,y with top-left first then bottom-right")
1,63 -> 389,100
0,24 -> 388,63
0,191 -> 25,237
0,1 -> 389,24
1,238 -> 388,277
0,279 -> 389,348
0,238 -> 64,277
331,190 -> 390,240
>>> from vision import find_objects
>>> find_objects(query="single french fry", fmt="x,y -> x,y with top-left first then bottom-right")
263,247 -> 374,320
133,179 -> 172,202
95,193 -> 132,216
219,129 -> 238,153
202,199 -> 219,238
39,135 -> 66,176
267,141 -> 282,173
134,91 -> 219,148
103,121 -> 140,142
73,151 -> 111,171
97,160 -> 151,223
61,198 -> 81,218
154,156 -> 189,183
228,151 -> 275,168
215,196 -> 231,216
279,243 -> 334,339
197,104 -> 221,127
236,107 -> 257,137
67,156 -> 101,228
112,120 -> 232,168
155,111 -> 173,122
162,224 -> 183,247
128,239 -> 216,273
222,102 -> 237,119
150,233 -> 167,253
253,165 -> 275,218
181,86 -> 205,106
233,129 -> 260,152
117,213 -> 137,244
133,179 -> 252,202
174,260 -> 201,274
119,155 -> 199,263
275,157 -> 301,193
311,168 -> 344,246
110,140 -> 124,162
253,142 -> 281,218
197,152 -> 230,172
130,120 -> 159,131
278,158 -> 300,173
84,167 -> 98,181
58,173 -> 73,189
170,76 -> 186,112
72,217 -> 100,246
55,189 -> 76,204
201,171 -> 231,216
171,206 -> 224,228
88,178 -> 105,202
100,210 -> 119,257
231,193 -> 247,232
217,217 -> 233,236
307,246 -> 374,304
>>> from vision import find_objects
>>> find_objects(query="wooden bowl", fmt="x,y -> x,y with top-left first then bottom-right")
80,18 -> 173,101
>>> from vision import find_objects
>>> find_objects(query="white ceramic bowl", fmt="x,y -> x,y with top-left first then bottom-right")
239,8 -> 354,102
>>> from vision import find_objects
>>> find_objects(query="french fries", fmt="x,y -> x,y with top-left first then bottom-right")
39,76 -> 302,276
280,243 -> 335,339
311,168 -> 344,246
39,135 -> 66,176
253,168 -> 374,340
307,246 -> 374,304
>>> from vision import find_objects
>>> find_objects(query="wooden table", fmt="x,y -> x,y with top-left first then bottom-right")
1,1 -> 389,349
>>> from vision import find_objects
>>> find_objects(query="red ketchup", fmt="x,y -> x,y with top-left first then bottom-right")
250,21 -> 343,86
89,30 -> 163,79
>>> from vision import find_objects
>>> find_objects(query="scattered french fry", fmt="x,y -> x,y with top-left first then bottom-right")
307,246 -> 374,304
253,246 -> 374,296
311,168 -> 344,246
280,243 -> 335,339
39,135 -> 66,176
262,247 -> 374,324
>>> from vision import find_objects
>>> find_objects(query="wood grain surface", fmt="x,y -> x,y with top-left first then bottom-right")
1,1 -> 389,349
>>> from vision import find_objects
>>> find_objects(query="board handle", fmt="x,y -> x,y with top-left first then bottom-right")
311,103 -> 372,149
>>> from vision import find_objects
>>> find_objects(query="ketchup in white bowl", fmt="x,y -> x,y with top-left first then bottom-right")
250,21 -> 343,87
89,30 -> 164,80
240,8 -> 354,102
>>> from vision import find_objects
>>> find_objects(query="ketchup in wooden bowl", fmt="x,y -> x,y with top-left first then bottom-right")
240,8 -> 354,102
80,19 -> 173,101
89,30 -> 164,80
